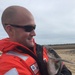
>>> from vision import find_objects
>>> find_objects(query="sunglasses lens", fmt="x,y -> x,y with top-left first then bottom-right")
24,25 -> 36,32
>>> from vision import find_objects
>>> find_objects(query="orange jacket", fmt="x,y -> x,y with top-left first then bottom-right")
0,38 -> 48,75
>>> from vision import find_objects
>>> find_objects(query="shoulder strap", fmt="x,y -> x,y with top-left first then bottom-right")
36,44 -> 43,64
36,44 -> 49,75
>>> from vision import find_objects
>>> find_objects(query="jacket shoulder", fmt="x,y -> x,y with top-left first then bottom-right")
0,51 -> 32,75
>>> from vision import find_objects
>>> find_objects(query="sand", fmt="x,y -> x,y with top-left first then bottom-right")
55,49 -> 75,75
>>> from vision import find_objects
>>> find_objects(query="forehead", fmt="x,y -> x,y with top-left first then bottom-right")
14,11 -> 35,26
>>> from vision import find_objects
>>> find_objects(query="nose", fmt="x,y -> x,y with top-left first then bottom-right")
30,30 -> 36,36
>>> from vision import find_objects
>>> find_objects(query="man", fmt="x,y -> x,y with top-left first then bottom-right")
0,5 -> 71,75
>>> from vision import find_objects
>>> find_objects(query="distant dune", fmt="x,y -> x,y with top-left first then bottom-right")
44,43 -> 75,50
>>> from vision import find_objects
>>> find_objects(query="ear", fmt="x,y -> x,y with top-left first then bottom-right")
5,25 -> 13,36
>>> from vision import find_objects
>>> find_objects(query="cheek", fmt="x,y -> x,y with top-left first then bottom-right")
14,29 -> 30,41
19,32 -> 30,40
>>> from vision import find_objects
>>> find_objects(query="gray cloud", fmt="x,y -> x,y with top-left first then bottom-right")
0,0 -> 75,44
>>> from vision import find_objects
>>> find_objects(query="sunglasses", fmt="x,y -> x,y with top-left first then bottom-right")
5,24 -> 36,32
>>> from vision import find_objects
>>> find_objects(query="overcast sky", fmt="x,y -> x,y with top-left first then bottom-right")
0,0 -> 75,45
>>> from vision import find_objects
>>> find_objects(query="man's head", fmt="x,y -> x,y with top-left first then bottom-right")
1,5 -> 36,47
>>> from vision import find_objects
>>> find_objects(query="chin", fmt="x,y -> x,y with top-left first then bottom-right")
30,43 -> 34,47
28,42 -> 34,47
